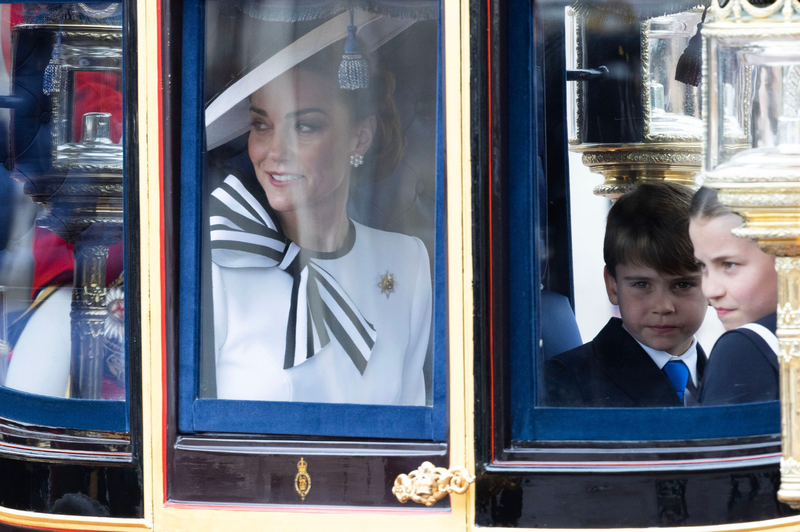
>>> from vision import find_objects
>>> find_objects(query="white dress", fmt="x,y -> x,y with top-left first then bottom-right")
5,287 -> 72,397
212,220 -> 431,406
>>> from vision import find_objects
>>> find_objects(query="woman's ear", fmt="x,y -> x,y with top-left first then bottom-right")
353,115 -> 377,156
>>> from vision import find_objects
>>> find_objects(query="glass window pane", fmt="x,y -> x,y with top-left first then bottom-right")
197,1 -> 438,407
502,2 -> 781,444
0,3 -> 126,401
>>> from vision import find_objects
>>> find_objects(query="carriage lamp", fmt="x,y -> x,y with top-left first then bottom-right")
566,7 -> 705,199
698,0 -> 800,508
8,13 -> 123,400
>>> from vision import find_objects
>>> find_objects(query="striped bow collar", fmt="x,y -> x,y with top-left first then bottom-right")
209,174 -> 377,374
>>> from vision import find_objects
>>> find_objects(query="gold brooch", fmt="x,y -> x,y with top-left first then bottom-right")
294,457 -> 311,501
378,269 -> 396,299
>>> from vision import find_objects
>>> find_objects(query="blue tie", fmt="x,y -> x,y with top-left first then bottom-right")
663,360 -> 689,404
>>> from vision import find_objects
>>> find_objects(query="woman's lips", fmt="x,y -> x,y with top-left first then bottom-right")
268,172 -> 304,184
715,308 -> 734,318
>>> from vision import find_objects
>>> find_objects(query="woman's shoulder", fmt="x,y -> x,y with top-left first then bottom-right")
709,327 -> 775,365
351,221 -> 429,262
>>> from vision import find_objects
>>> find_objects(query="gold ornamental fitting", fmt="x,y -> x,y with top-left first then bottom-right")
704,173 -> 800,257
705,175 -> 800,509
574,143 -> 701,200
392,461 -> 475,507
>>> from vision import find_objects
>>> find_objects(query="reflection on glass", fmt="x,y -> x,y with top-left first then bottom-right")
0,3 -> 125,400
645,11 -> 703,140
201,2 -> 437,405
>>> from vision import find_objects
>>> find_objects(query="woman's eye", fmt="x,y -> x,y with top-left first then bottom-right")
250,120 -> 271,133
674,282 -> 695,290
723,261 -> 738,270
296,121 -> 318,133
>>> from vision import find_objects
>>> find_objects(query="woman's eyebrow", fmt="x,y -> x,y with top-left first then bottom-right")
249,106 -> 268,117
286,108 -> 326,119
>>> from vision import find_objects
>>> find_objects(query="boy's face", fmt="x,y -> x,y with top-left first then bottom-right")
604,263 -> 707,356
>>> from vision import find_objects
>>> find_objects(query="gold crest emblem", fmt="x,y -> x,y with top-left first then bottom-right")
294,457 -> 311,501
378,269 -> 396,299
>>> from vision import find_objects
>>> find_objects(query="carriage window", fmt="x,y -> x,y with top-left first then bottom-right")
178,0 -> 444,438
0,2 -> 129,431
501,1 -> 781,443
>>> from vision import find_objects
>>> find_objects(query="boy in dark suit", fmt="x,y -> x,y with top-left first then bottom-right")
546,182 -> 709,407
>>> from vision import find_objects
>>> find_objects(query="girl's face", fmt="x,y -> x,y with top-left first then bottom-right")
247,69 -> 369,215
689,213 -> 778,330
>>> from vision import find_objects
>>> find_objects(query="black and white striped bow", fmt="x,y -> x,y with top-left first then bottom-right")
209,174 -> 376,374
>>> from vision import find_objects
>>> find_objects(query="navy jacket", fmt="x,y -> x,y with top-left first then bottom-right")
545,318 -> 707,407
699,313 -> 779,405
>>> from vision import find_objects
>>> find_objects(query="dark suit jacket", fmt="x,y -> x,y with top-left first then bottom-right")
545,318 -> 707,407
699,313 -> 779,405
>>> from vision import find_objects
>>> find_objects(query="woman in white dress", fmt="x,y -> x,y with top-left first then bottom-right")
209,38 -> 432,406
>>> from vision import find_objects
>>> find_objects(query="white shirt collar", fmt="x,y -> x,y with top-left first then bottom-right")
622,325 -> 698,387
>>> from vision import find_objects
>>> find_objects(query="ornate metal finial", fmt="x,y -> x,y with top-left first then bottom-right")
392,462 -> 475,507
711,0 -> 800,22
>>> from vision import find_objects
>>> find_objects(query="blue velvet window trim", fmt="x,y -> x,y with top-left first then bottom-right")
178,0 -> 447,441
0,387 -> 127,432
194,400 -> 437,439
524,403 -> 780,441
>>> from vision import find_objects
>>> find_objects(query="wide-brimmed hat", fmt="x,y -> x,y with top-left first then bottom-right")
205,2 -> 436,150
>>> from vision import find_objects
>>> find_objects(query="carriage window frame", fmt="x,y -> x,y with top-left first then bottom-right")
479,0 -> 782,467
0,0 -> 135,435
177,0 -> 448,441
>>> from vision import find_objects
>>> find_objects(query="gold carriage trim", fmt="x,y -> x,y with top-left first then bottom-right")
392,461 -> 475,507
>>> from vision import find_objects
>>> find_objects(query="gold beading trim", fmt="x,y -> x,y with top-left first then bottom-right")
716,187 -> 800,209
702,22 -> 800,39
570,6 -> 582,145
582,149 -> 702,166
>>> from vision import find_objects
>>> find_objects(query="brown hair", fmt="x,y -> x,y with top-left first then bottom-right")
297,39 -> 404,181
689,186 -> 734,221
604,182 -> 699,278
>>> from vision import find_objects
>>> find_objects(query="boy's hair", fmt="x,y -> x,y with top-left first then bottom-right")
689,186 -> 733,220
604,182 -> 699,278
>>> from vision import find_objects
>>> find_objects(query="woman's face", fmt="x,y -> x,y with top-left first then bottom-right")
248,69 -> 364,215
689,213 -> 778,330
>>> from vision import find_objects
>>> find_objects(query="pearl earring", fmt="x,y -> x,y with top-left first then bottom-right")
350,153 -> 364,168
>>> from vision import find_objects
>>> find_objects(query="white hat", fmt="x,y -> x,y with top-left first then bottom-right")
205,10 -> 414,150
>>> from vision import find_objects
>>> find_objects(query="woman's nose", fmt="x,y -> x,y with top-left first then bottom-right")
267,131 -> 294,162
702,271 -> 725,301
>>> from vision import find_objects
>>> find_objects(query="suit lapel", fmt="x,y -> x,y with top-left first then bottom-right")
685,345 -> 706,406
590,319 -> 683,407
696,344 -> 707,380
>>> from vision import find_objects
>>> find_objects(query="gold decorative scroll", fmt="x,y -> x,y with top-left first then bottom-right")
392,461 -> 475,507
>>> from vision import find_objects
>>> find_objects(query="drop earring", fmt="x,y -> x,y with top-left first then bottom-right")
350,153 -> 364,168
